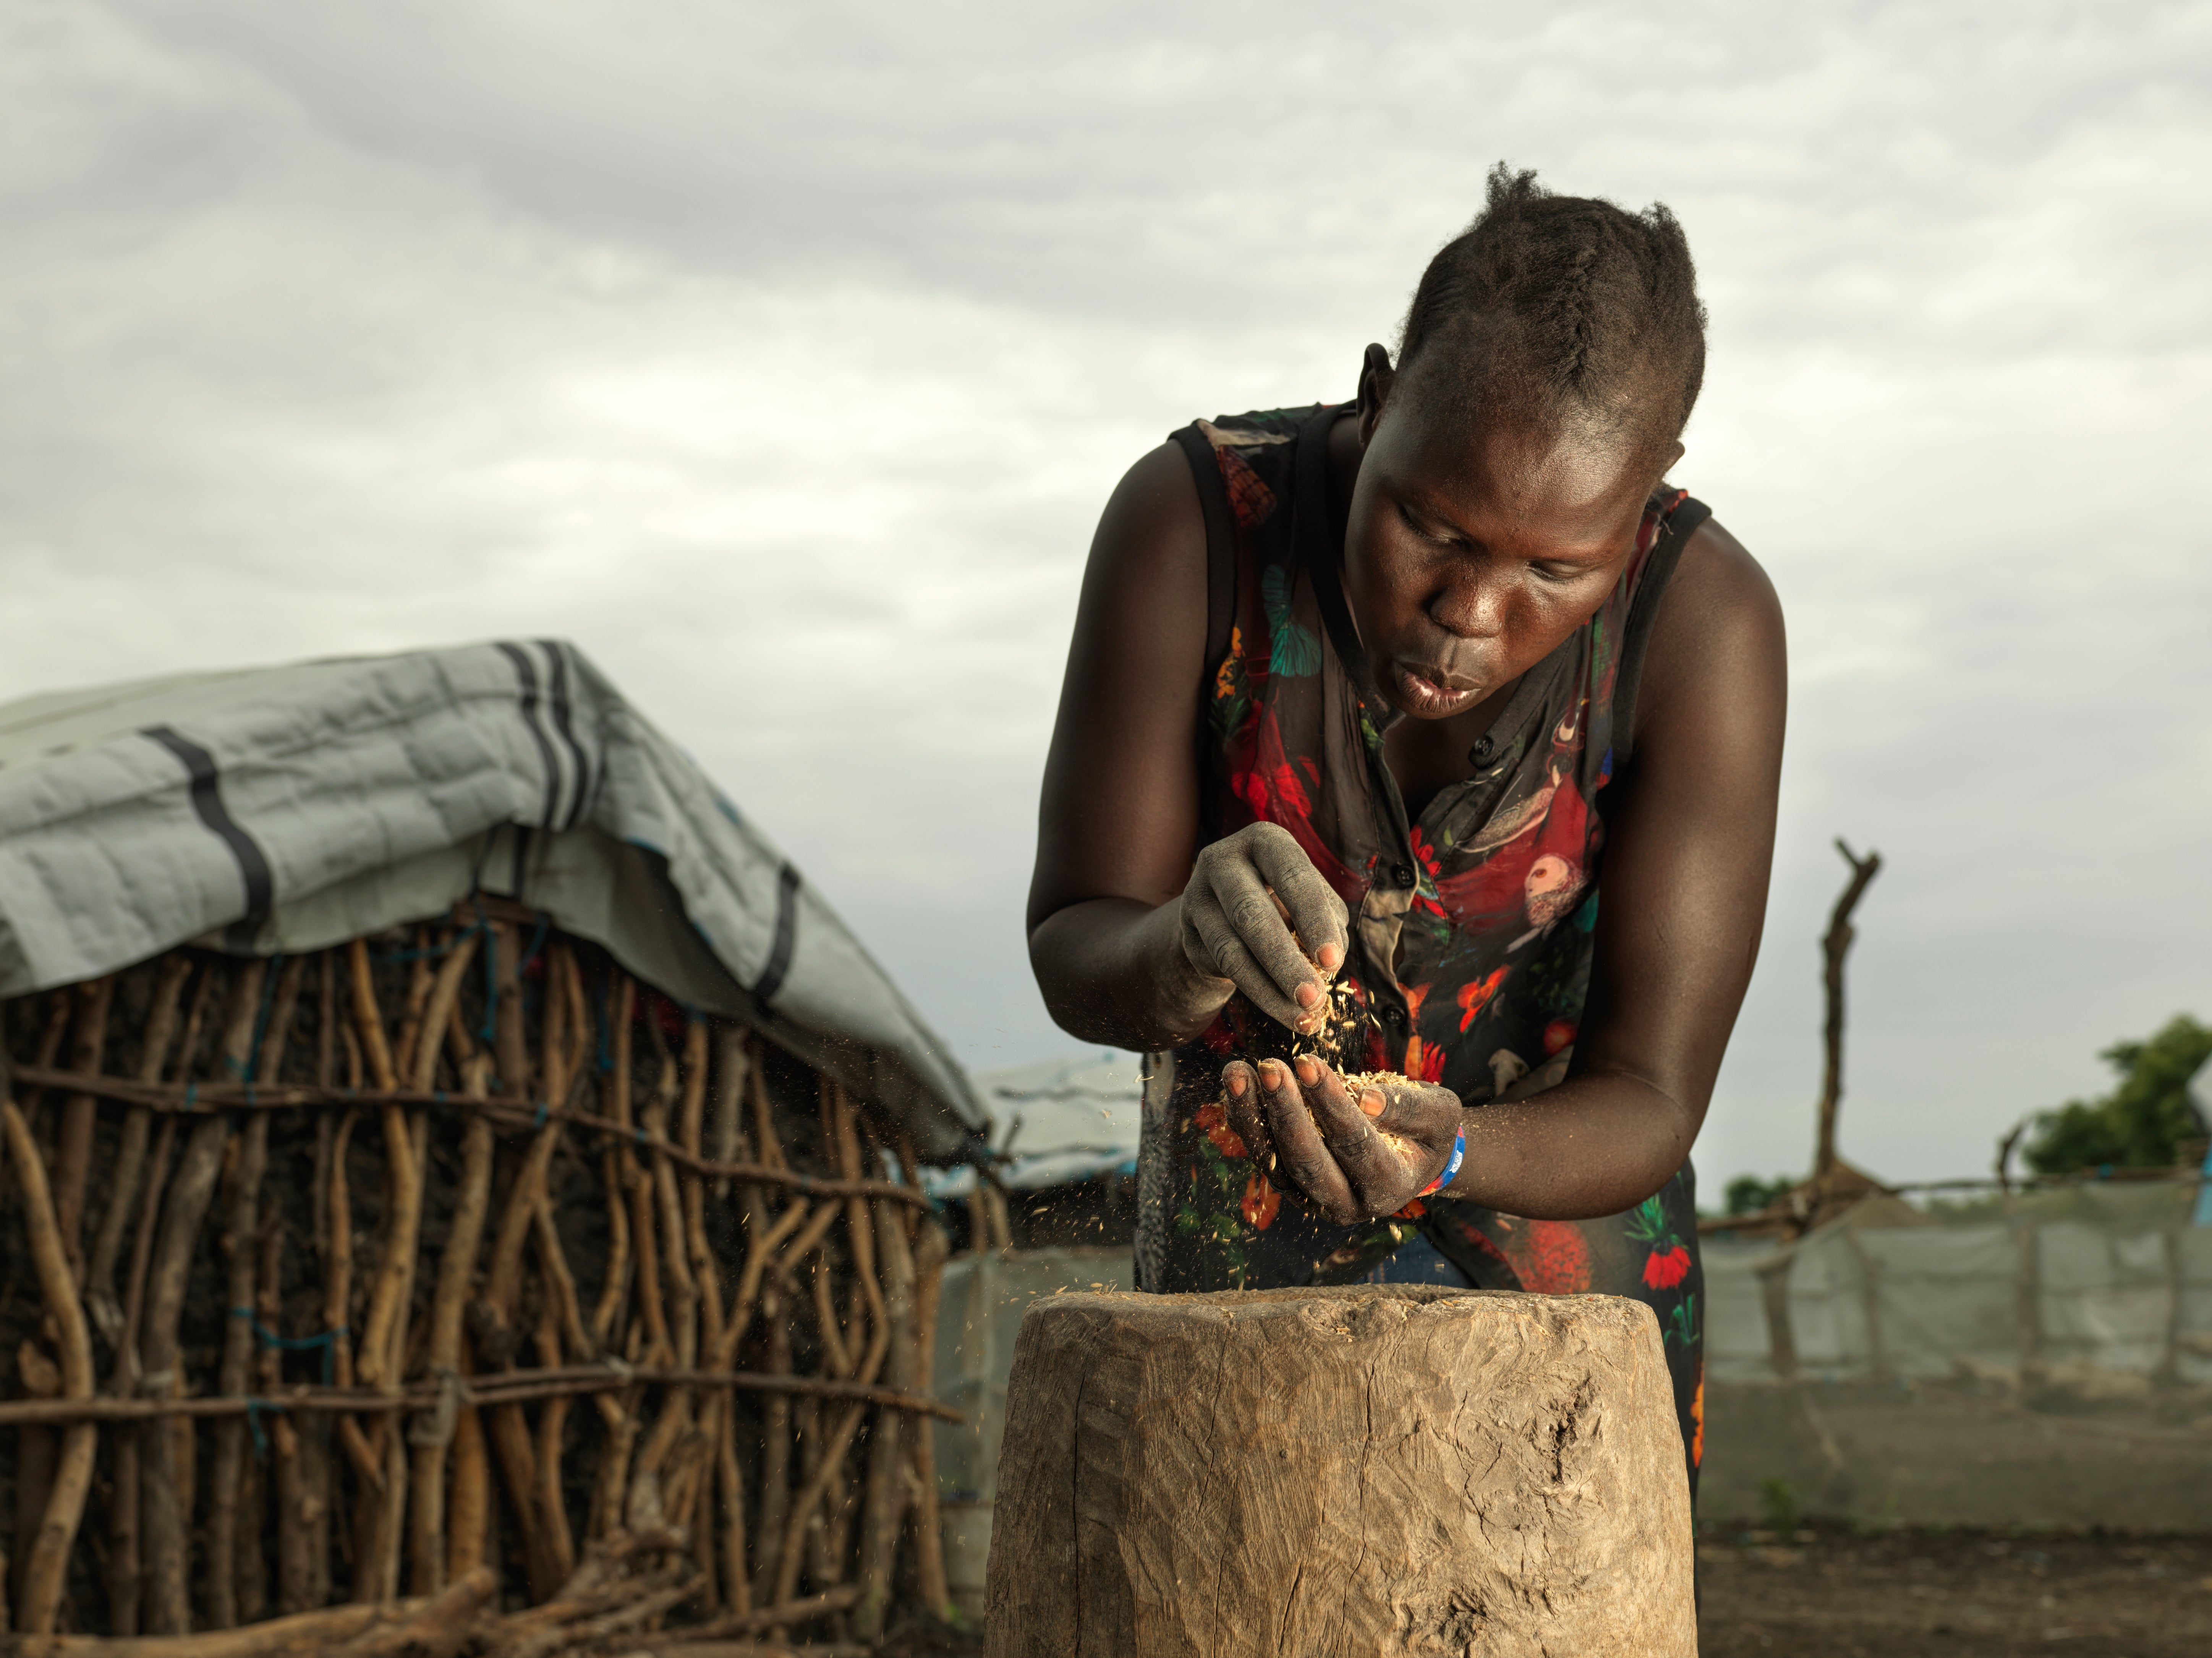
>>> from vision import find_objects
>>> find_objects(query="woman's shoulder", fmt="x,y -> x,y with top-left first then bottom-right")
1668,515 -> 1780,644
1633,510 -> 1786,748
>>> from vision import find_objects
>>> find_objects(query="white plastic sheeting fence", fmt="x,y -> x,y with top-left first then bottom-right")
925,1188 -> 2212,1561
1706,1187 -> 2212,1386
930,1246 -> 1133,1619
1700,1184 -> 2212,1531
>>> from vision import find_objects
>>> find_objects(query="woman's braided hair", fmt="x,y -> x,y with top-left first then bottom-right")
1397,165 -> 1707,457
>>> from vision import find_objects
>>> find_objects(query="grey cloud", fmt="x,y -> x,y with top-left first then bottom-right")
2,1 -> 2208,1189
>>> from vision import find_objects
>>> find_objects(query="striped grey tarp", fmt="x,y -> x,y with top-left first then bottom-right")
0,640 -> 986,1158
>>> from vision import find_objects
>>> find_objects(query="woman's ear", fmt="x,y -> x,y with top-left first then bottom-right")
1355,343 -> 1395,444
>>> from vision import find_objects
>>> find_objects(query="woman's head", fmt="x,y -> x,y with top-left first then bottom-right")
1342,167 -> 1707,724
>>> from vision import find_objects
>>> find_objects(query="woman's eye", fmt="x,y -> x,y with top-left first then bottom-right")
1396,503 -> 1454,547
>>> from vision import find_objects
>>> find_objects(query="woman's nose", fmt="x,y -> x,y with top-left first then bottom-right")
1428,572 -> 1508,640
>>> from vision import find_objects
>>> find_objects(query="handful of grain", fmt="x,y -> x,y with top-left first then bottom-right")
1336,1070 -> 1428,1165
1226,1064 -> 1430,1170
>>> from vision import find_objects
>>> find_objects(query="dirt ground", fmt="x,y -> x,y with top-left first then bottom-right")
878,1524 -> 2212,1655
880,1530 -> 2212,1653
1697,1522 -> 2212,1657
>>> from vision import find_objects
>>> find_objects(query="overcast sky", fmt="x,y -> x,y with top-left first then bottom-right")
4,1 -> 2209,1188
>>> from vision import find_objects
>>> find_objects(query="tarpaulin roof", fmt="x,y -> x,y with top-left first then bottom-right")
922,1052 -> 1140,1197
0,640 -> 988,1159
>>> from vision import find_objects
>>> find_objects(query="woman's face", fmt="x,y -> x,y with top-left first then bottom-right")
1342,373 -> 1668,722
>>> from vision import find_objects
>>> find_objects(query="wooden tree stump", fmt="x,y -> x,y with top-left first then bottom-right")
986,1285 -> 1693,1658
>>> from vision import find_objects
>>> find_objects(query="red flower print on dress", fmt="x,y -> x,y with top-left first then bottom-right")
1627,1196 -> 1692,1289
1231,762 -> 1313,823
1495,1218 -> 1592,1294
1456,966 -> 1509,1032
1241,710 -> 1362,897
1213,625 -> 1244,701
1193,1099 -> 1246,1160
1406,829 -> 1449,917
1408,826 -> 1443,879
1690,1367 -> 1705,1467
1398,985 -> 1446,1080
1242,1171 -> 1281,1230
1403,1035 -> 1446,1082
1542,1020 -> 1577,1056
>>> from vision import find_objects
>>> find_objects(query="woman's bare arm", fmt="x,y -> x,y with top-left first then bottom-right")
1027,443 -> 1354,1049
1025,444 -> 1225,1049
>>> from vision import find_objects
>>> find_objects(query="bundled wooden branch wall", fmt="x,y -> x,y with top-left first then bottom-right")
0,905 -> 956,1653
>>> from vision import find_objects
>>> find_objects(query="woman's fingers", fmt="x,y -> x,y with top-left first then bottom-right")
1232,1056 -> 1462,1224
1202,852 -> 1331,1021
1176,824 -> 1349,1037
1221,1062 -> 1273,1163
1254,1058 -> 1358,1221
1182,905 -> 1314,1033
1365,1079 -> 1462,1145
1245,825 -> 1350,975
1295,1057 -> 1420,1207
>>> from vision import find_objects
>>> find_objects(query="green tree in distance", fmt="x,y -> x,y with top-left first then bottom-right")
1722,1173 -> 1796,1216
2023,1014 -> 2212,1175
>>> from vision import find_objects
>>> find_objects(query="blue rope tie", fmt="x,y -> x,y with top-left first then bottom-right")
241,957 -> 282,1083
245,1397 -> 277,1460
232,1309 -> 347,1386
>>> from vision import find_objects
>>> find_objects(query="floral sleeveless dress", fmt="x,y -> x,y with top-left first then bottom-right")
1135,402 -> 1710,1493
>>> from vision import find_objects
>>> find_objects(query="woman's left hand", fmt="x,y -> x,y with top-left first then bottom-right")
1221,1056 -> 1462,1224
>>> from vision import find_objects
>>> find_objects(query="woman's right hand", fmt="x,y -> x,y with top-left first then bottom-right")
1173,822 -> 1350,1035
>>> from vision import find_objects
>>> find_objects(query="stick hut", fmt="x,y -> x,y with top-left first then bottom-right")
0,902 -> 955,1653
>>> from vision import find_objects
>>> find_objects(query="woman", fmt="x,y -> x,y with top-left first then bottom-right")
1026,168 -> 1785,1492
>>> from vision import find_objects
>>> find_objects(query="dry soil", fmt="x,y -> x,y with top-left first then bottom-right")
1697,1522 -> 2212,1657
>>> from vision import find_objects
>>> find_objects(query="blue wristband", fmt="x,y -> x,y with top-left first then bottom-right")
1419,1125 -> 1467,1198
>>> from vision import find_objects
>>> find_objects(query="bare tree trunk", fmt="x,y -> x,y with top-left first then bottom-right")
1813,838 -> 1882,1187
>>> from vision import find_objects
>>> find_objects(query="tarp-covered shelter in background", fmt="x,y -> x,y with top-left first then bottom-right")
0,640 -> 984,1158
0,641 -> 989,1647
